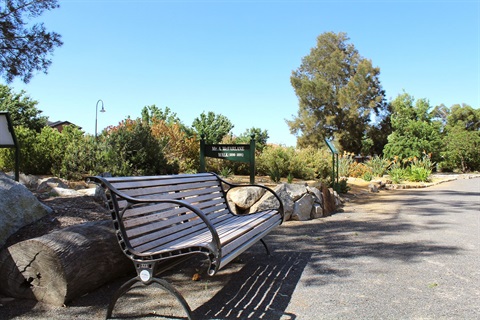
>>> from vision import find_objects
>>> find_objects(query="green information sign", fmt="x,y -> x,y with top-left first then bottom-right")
200,136 -> 256,184
204,144 -> 251,162
325,139 -> 338,154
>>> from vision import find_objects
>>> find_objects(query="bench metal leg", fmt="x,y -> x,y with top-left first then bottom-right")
106,276 -> 193,320
260,239 -> 271,256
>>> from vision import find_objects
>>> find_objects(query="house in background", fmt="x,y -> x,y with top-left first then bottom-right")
48,121 -> 82,133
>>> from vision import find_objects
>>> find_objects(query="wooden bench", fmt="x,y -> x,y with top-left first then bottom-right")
89,172 -> 284,319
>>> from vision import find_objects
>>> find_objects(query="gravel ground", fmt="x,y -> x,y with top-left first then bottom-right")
1,176 -> 479,319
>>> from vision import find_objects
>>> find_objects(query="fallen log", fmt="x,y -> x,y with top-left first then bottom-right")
0,220 -> 134,306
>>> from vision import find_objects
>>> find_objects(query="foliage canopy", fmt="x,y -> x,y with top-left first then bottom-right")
0,0 -> 63,83
0,84 -> 47,131
383,93 -> 442,161
288,32 -> 386,153
192,111 -> 234,144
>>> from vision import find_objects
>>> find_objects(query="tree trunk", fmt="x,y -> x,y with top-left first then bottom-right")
0,220 -> 134,306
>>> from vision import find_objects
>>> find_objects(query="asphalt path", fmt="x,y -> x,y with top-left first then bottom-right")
278,177 -> 480,319
1,177 -> 479,319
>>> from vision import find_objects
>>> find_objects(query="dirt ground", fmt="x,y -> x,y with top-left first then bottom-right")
3,176 -> 374,249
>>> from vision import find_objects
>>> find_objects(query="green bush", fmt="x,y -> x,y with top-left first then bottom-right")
407,155 -> 434,182
409,166 -> 431,182
338,153 -> 354,177
389,167 -> 408,184
387,158 -> 408,184
0,126 -> 63,175
333,178 -> 350,193
104,119 -> 175,176
257,145 -> 331,182
362,171 -> 373,181
364,155 -> 390,177
290,147 -> 331,180
54,126 -> 102,180
257,145 -> 293,182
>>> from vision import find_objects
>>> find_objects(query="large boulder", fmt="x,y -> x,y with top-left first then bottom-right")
0,173 -> 52,248
248,183 -> 308,221
291,193 -> 315,221
228,186 -> 266,210
322,186 -> 337,216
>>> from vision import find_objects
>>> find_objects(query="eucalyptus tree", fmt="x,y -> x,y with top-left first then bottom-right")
0,0 -> 62,83
288,32 -> 386,153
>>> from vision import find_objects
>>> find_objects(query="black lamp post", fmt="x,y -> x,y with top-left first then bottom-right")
95,99 -> 106,139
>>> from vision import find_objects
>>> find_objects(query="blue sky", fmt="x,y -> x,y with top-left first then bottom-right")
7,0 -> 480,146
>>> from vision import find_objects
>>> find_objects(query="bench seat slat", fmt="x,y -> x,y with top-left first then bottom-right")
131,210 -> 280,256
127,208 -> 233,252
125,205 -> 234,245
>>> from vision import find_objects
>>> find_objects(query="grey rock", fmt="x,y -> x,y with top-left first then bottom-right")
37,177 -> 68,193
228,186 -> 266,210
250,184 -> 294,221
0,173 -> 52,248
368,183 -> 379,193
311,203 -> 324,219
291,194 -> 315,221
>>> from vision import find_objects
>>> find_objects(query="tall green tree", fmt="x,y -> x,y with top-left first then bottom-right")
192,111 -> 234,144
0,0 -> 63,83
236,127 -> 269,152
0,84 -> 47,131
141,105 -> 181,125
288,32 -> 386,153
383,93 -> 442,161
440,104 -> 480,172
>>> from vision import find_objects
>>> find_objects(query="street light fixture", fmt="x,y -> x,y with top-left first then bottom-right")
95,99 -> 106,139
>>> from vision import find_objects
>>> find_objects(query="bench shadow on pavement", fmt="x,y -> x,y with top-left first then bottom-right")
193,251 -> 311,320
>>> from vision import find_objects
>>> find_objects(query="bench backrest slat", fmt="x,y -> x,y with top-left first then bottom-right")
103,173 -> 232,254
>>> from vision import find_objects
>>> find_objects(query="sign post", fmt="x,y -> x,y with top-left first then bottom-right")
324,138 -> 338,187
200,135 -> 256,184
0,112 -> 20,181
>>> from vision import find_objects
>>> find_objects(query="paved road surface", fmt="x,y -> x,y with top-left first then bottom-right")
1,177 -> 479,319
279,177 -> 480,319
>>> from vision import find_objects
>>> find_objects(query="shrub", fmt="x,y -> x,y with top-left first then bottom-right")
348,162 -> 371,178
333,178 -> 350,193
53,126 -> 101,180
362,171 -> 373,181
257,145 -> 331,182
364,155 -> 390,177
290,147 -> 331,180
389,167 -> 408,184
338,153 -> 354,177
219,166 -> 233,179
104,119 -> 174,176
257,145 -> 293,182
388,158 -> 408,184
0,126 -> 65,175
151,119 -> 198,173
407,154 -> 434,182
